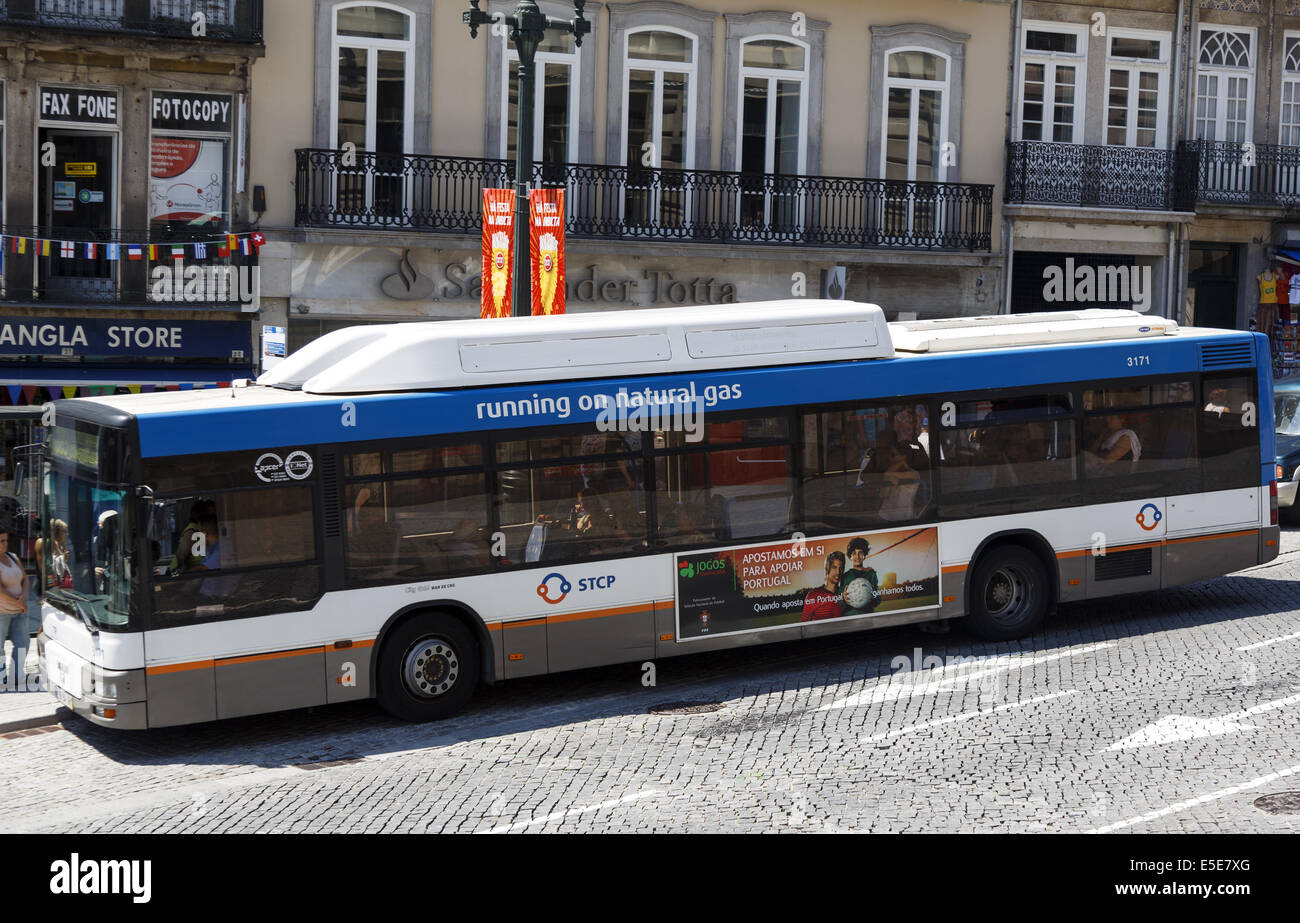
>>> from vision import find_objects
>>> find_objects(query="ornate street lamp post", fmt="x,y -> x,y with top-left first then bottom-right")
465,0 -> 590,317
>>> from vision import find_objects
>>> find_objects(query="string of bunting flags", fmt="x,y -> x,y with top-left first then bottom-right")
0,231 -> 266,262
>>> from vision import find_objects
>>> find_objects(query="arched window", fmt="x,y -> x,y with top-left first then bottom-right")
330,4 -> 414,219
624,28 -> 696,170
1195,26 -> 1255,143
622,28 -> 696,230
881,49 -> 949,182
330,4 -> 413,154
1281,34 -> 1300,146
503,30 -> 578,165
736,37 -> 808,229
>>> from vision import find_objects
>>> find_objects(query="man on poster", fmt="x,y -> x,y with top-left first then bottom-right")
839,537 -> 880,616
801,551 -> 846,622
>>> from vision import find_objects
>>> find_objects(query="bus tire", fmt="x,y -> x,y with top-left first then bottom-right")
966,544 -> 1049,641
376,613 -> 480,722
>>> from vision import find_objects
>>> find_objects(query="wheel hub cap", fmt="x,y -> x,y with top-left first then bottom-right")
402,637 -> 459,699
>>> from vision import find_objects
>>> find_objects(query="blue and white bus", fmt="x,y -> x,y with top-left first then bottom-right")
38,302 -> 1279,728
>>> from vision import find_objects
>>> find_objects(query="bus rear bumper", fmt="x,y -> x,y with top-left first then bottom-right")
1263,525 -> 1282,563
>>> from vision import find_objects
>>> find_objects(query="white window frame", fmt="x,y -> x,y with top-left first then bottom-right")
1193,24 -> 1256,143
327,1 -> 415,154
734,34 -> 810,177
1016,20 -> 1087,143
1280,31 -> 1300,146
500,34 -> 580,163
1105,27 -> 1170,148
620,25 -> 698,170
879,46 -> 952,183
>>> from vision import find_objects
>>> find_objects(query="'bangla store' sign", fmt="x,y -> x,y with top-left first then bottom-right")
436,263 -> 740,306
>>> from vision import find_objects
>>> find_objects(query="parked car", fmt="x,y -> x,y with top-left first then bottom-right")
1274,374 -> 1300,517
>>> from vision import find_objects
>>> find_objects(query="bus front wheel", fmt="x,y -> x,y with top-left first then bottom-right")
966,545 -> 1049,641
377,613 -> 480,722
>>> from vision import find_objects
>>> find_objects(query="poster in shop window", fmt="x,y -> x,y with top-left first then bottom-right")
150,136 -> 226,222
674,526 -> 940,641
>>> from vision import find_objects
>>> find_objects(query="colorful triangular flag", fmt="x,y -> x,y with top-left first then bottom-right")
59,240 -> 74,258
85,242 -> 97,259
170,244 -> 186,260
193,242 -> 207,259
147,244 -> 158,260
126,245 -> 143,261
106,243 -> 119,261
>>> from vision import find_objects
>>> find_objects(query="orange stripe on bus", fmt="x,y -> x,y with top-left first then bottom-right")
1165,528 -> 1258,546
146,659 -> 214,676
218,646 -> 325,667
941,565 -> 966,574
510,618 -> 547,629
547,603 -> 652,624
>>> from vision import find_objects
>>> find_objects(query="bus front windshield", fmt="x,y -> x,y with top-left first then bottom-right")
42,439 -> 134,631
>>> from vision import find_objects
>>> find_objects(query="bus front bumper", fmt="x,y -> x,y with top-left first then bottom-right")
37,634 -> 149,730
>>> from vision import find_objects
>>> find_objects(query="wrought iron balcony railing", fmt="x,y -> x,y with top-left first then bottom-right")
294,149 -> 994,252
1005,140 -> 1198,212
1182,139 -> 1300,208
0,0 -> 263,43
0,224 -> 259,308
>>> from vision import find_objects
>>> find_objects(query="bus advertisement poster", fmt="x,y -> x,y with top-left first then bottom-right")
674,526 -> 940,641
528,187 -> 565,316
481,188 -> 515,318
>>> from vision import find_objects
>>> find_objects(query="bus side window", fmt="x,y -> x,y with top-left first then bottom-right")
1199,374 -> 1258,488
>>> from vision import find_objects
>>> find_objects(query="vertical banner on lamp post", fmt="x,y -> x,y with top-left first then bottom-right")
529,188 -> 565,315
481,188 -> 515,318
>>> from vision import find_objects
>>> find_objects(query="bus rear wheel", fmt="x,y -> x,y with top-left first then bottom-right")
966,545 -> 1049,641
377,613 -> 480,722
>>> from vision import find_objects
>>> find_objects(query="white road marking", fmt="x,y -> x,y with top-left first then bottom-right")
857,690 -> 1078,744
1236,629 -> 1300,652
1087,761 -> 1300,833
821,641 -> 1115,710
1103,692 -> 1300,752
476,789 -> 663,834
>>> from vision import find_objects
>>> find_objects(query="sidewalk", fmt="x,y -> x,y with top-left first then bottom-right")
0,641 -> 69,734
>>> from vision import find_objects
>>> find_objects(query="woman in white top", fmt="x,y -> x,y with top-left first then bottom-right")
1090,414 -> 1142,474
0,529 -> 30,688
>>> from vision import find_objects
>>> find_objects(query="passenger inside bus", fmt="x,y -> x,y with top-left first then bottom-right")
1086,414 -> 1143,475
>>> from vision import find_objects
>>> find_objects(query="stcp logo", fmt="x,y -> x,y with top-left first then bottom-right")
1136,502 -> 1162,531
537,572 -> 571,605
536,571 -> 616,605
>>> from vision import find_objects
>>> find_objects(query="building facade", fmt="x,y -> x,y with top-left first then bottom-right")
1005,0 -> 1300,366
0,1 -> 265,406
251,0 -> 1013,352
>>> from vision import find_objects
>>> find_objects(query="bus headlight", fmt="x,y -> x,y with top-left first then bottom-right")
93,676 -> 117,699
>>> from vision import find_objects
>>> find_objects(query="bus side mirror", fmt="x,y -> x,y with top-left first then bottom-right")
135,486 -> 161,542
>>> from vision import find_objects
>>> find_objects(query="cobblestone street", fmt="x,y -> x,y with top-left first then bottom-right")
4,528 -> 1300,834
